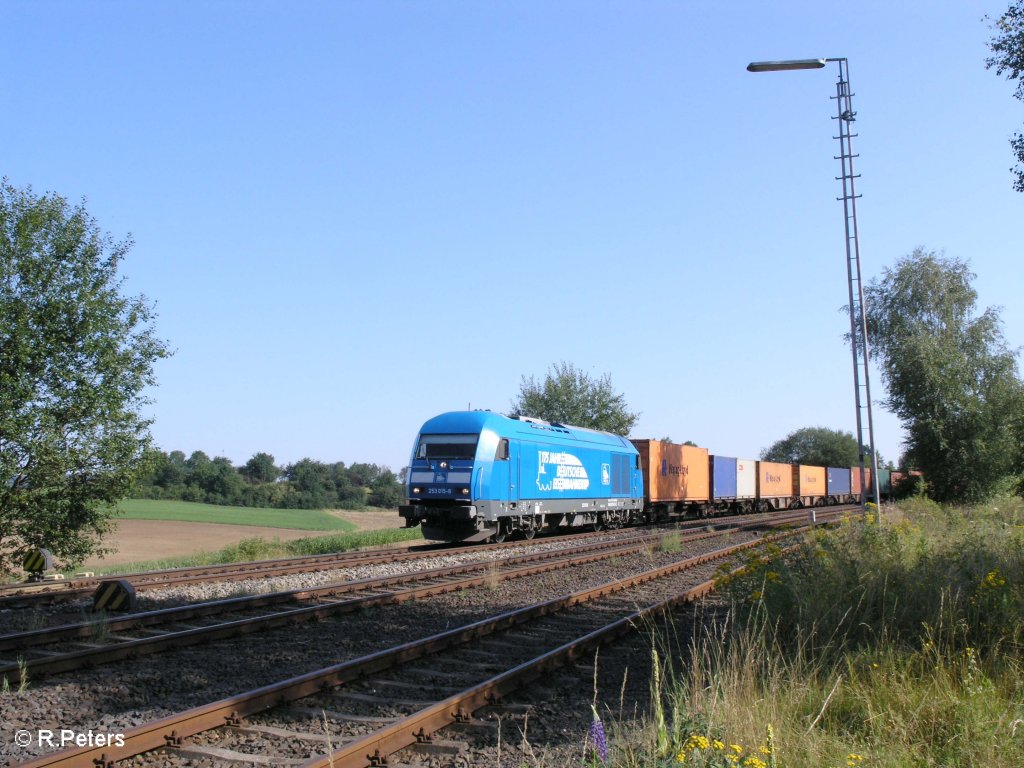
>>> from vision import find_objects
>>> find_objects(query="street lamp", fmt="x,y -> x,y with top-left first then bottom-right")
747,56 -> 882,513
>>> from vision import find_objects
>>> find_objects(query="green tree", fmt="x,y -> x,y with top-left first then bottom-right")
241,452 -> 278,484
987,1 -> 1024,191
864,249 -> 1023,502
0,180 -> 169,575
509,361 -> 639,435
760,426 -> 864,467
368,468 -> 403,507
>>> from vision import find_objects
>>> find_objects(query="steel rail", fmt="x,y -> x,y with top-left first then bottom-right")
10,526 -> 813,768
0,516 -> 792,683
0,505 -> 834,655
0,506 -> 858,607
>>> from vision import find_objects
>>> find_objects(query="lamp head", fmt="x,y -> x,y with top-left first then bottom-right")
747,59 -> 827,72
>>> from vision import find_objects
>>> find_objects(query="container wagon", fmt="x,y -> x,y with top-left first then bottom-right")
826,466 -> 853,504
797,464 -> 827,507
757,460 -> 795,511
631,439 -> 710,518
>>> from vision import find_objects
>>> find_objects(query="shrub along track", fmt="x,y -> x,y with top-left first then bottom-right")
0,510 -> 834,684
3,508 -> 853,767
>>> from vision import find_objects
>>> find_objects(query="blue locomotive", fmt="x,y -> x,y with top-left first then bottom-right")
399,411 -> 644,542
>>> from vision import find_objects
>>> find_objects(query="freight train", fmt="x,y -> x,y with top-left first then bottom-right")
399,411 -> 895,543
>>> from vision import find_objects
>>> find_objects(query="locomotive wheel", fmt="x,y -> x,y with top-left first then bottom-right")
522,524 -> 536,540
491,523 -> 509,543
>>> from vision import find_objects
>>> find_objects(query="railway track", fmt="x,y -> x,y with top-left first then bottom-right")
10,528 -> 808,767
0,507 -> 850,611
5,508 -> 855,767
0,543 -> 454,608
0,509 -> 832,684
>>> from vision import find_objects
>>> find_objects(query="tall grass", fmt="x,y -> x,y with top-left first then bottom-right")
609,496 -> 1024,767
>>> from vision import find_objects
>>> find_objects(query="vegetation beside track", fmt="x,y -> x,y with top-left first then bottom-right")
595,497 -> 1024,768
114,499 -> 359,530
81,527 -> 425,576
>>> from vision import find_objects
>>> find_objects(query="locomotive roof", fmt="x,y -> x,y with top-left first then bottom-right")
418,411 -> 637,452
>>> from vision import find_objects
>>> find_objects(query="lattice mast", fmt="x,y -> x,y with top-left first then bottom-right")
828,57 -> 882,511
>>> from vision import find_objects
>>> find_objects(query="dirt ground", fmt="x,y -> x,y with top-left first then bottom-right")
82,508 -> 403,569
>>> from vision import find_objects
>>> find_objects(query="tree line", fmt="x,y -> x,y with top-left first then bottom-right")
135,450 -> 405,510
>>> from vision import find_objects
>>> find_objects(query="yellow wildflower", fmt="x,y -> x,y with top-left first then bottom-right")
759,745 -> 771,755
743,758 -> 767,768
713,739 -> 725,751
750,590 -> 762,600
675,750 -> 686,763
685,735 -> 711,751
982,570 -> 1006,589
730,744 -> 744,755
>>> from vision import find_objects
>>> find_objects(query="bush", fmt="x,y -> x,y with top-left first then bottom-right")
612,497 -> 1024,768
717,498 -> 1024,657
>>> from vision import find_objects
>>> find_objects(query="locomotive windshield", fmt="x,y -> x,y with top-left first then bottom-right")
415,434 -> 478,461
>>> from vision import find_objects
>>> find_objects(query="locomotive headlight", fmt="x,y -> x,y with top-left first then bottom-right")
460,488 -> 470,495
412,487 -> 421,494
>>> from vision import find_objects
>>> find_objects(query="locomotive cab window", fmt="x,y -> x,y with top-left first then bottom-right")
495,438 -> 509,461
416,434 -> 478,460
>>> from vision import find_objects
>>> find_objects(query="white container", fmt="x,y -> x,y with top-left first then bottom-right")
736,458 -> 757,499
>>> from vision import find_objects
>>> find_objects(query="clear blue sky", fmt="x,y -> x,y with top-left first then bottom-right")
4,1 -> 1021,472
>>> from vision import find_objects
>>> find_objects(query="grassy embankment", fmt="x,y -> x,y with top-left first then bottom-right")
117,498 -> 357,530
589,497 -> 1024,768
91,499 -> 423,574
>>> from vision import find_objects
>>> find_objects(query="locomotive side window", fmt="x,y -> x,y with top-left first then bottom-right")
495,438 -> 509,461
416,434 -> 478,460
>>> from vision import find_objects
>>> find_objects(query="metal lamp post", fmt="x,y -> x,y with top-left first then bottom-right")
747,56 -> 882,513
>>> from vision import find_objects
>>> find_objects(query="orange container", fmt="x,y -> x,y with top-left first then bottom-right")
798,465 -> 826,498
891,471 -> 906,490
757,461 -> 793,498
632,439 -> 710,503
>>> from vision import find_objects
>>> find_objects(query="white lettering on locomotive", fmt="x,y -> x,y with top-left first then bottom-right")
536,450 -> 590,492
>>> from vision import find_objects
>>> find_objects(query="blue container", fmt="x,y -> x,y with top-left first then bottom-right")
826,467 -> 851,495
711,455 -> 738,499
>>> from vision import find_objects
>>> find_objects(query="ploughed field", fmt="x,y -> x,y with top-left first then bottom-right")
0,510 -> 838,767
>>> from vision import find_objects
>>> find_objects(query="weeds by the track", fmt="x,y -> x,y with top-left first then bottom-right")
0,657 -> 29,695
587,495 -> 1024,767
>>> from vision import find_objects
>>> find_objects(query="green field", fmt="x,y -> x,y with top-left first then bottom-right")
116,499 -> 357,532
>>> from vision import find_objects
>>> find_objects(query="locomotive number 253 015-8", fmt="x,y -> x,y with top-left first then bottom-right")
427,488 -> 453,494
